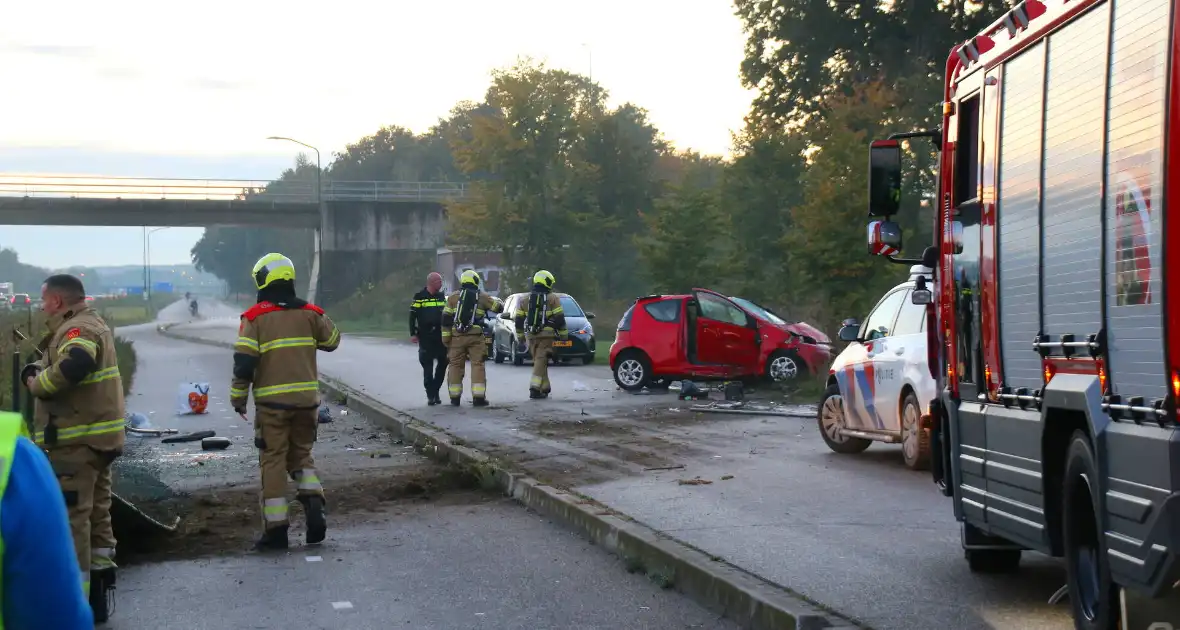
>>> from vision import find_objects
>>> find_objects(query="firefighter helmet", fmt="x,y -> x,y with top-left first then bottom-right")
459,269 -> 481,288
252,253 -> 296,290
532,270 -> 555,289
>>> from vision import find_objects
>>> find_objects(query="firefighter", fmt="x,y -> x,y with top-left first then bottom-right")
231,253 -> 341,550
442,270 -> 503,406
410,272 -> 448,405
515,270 -> 568,399
23,273 -> 125,602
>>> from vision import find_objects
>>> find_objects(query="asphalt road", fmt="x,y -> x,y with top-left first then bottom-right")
111,304 -> 737,630
169,303 -> 1075,630
110,493 -> 736,630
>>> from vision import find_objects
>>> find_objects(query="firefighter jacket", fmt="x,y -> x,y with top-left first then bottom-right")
515,289 -> 568,340
409,287 -> 447,344
441,289 -> 503,343
26,306 -> 126,452
231,301 -> 341,411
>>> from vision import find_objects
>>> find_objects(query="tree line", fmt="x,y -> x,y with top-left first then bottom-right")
192,0 -> 1007,332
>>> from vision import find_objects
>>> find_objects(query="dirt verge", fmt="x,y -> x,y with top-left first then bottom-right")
117,463 -> 487,563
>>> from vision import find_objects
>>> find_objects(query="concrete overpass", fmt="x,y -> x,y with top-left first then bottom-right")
0,174 -> 465,305
0,175 -> 465,227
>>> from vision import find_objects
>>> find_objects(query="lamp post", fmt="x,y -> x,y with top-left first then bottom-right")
267,136 -> 323,304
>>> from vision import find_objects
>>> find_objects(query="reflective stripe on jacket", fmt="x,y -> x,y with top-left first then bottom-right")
231,301 -> 340,410
28,307 -> 125,453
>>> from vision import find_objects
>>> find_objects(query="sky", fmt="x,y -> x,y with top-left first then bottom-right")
0,0 -> 756,268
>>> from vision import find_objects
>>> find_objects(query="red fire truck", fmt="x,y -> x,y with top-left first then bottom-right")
864,0 -> 1180,627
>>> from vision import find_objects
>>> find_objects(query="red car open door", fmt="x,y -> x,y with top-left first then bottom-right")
692,289 -> 761,372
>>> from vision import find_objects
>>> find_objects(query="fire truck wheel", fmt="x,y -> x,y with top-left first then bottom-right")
1063,430 -> 1119,630
818,383 -> 871,454
900,392 -> 930,471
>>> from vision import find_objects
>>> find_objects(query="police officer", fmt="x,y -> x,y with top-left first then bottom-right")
0,410 -> 95,628
441,270 -> 503,406
515,270 -> 568,399
23,274 -> 125,603
410,272 -> 448,405
231,253 -> 341,550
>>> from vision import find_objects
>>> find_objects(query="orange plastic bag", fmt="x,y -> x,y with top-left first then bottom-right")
177,383 -> 211,415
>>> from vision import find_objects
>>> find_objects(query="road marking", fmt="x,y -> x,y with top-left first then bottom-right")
305,556 -> 322,562
331,601 -> 353,610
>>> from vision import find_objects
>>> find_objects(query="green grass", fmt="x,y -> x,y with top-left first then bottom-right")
335,318 -> 410,338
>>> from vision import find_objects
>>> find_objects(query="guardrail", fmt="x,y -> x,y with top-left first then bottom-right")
0,175 -> 467,203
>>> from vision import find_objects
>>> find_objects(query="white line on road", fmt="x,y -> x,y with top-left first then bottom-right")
305,556 -> 322,562
331,601 -> 353,610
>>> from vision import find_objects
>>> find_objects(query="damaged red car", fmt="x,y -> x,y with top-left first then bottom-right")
609,289 -> 829,391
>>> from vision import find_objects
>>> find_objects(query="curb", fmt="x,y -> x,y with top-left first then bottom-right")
157,323 -> 863,630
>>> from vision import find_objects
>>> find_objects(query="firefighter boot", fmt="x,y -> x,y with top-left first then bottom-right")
529,388 -> 543,399
90,566 -> 116,624
299,495 -> 328,545
450,397 -> 461,406
473,398 -> 490,407
255,525 -> 289,551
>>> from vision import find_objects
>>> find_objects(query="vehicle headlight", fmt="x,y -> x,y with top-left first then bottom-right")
575,325 -> 593,336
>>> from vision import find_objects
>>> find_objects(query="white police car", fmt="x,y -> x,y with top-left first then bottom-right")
819,265 -> 936,470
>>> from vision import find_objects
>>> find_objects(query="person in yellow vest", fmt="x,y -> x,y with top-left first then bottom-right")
514,270 -> 568,399
0,410 -> 95,628
231,254 -> 341,550
23,273 -> 125,606
441,270 -> 503,406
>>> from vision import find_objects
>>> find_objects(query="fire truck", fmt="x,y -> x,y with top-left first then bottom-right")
863,0 -> 1180,627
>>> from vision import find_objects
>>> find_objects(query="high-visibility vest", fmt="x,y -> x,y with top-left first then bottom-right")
0,411 -> 26,627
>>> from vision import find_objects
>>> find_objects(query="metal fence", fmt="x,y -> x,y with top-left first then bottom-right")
0,175 -> 467,203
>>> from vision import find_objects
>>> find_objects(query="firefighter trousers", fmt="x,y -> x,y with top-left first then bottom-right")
447,334 -> 487,400
255,406 -> 324,530
47,444 -> 117,590
528,336 -> 554,393
418,340 -> 448,398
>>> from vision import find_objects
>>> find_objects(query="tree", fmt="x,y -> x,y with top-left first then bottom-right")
637,159 -> 724,293
734,0 -> 1007,128
781,80 -> 918,330
190,226 -> 313,296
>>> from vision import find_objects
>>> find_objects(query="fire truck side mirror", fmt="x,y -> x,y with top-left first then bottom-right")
868,220 -> 903,256
868,140 -> 902,217
912,277 -> 933,305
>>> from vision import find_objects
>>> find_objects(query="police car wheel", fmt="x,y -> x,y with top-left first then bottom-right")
900,392 -> 930,471
491,339 -> 504,363
818,383 -> 870,454
511,338 -> 525,366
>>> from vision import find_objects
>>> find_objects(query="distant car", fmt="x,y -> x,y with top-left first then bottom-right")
608,288 -> 805,391
820,265 -> 935,470
728,296 -> 831,381
9,294 -> 31,308
490,292 -> 596,366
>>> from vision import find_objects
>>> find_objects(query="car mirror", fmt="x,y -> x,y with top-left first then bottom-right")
838,318 -> 860,342
586,312 -> 596,319
499,312 -> 511,320
912,276 -> 932,305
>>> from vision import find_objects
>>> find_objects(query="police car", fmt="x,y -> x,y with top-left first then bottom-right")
819,265 -> 935,470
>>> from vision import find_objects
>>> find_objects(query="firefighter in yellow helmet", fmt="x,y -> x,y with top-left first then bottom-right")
231,253 -> 341,550
442,270 -> 503,406
514,270 -> 568,399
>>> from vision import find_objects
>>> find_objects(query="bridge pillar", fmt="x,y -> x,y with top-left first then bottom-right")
318,201 -> 446,307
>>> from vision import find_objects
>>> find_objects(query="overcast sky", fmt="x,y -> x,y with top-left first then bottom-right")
0,0 -> 754,268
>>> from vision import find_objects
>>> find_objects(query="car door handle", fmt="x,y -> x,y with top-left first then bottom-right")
893,347 -> 904,355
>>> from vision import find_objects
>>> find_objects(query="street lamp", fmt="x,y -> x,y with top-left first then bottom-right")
144,227 -> 170,310
267,136 -> 324,304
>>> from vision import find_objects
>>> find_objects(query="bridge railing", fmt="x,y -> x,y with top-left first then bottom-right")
0,175 -> 467,203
